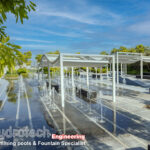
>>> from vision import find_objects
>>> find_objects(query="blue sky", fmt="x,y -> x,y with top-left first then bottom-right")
4,0 -> 150,58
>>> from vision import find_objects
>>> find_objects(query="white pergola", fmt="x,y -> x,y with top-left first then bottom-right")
40,53 -> 116,108
116,52 -> 150,84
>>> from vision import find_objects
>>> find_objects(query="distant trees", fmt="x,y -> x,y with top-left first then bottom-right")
47,50 -> 60,54
35,54 -> 42,63
135,44 -> 145,53
100,51 -> 108,55
111,46 -> 129,54
110,44 -> 148,54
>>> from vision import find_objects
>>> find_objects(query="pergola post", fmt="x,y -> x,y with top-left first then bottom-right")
116,52 -> 119,84
71,67 -> 75,100
140,54 -> 143,80
112,55 -> 116,102
86,67 -> 89,88
60,54 -> 65,108
48,64 -> 51,91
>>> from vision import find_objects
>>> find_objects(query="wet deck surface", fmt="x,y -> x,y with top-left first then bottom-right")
0,75 -> 150,150
0,77 -> 66,150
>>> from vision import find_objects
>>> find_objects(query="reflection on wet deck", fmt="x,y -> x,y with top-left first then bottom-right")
0,74 -> 150,150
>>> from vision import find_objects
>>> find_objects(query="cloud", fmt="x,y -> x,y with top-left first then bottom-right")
36,28 -> 81,38
6,0 -> 150,55
36,0 -> 122,26
11,37 -> 53,44
20,43 -> 67,51
21,44 -> 53,48
129,21 -> 150,35
38,11 -> 121,26
39,11 -> 99,25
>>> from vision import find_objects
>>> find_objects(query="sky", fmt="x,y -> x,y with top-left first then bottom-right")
4,0 -> 150,58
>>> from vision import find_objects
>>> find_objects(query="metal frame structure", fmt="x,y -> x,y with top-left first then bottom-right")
115,52 -> 150,84
40,53 -> 116,108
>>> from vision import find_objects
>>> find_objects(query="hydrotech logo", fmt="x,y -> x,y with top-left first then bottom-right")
0,126 -> 51,138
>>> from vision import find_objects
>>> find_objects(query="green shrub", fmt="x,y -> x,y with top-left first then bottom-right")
6,70 -> 17,74
22,73 -> 29,78
17,68 -> 28,75
127,70 -> 139,75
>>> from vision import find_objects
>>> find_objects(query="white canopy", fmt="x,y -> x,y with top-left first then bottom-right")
116,52 -> 142,64
142,56 -> 150,63
39,53 -> 116,108
40,53 -> 113,67
116,52 -> 150,83
116,52 -> 150,64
